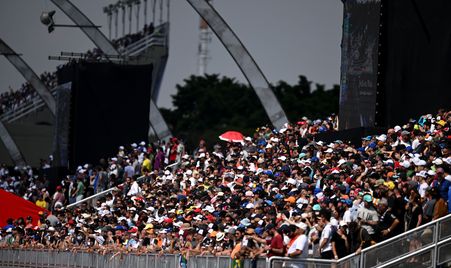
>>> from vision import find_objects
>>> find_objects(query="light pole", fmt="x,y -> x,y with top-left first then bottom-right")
152,0 -> 156,25
127,0 -> 133,34
40,10 -> 101,34
103,5 -> 113,39
113,3 -> 119,39
159,0 -> 163,24
143,0 -> 148,26
135,0 -> 141,32
120,1 -> 126,36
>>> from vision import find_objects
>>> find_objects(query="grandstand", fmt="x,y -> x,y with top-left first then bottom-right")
0,0 -> 450,268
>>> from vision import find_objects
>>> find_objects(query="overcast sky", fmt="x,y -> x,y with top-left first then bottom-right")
0,0 -> 343,109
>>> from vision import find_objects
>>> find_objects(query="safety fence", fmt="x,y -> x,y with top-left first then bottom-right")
0,249 -> 265,268
1,215 -> 450,268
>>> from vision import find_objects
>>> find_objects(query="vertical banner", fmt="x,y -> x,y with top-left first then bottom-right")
339,0 -> 381,130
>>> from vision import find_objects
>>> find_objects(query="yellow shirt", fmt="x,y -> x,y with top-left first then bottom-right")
142,158 -> 151,172
35,200 -> 47,209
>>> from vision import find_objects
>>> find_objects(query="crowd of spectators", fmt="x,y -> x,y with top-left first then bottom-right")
0,110 -> 450,265
0,23 -> 156,117
0,72 -> 56,116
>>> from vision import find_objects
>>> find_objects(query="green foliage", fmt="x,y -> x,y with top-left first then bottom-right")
160,74 -> 339,149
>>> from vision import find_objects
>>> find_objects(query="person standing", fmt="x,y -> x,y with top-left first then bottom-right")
286,223 -> 309,258
318,209 -> 334,259
376,198 -> 400,241
357,194 -> 379,240
331,222 -> 349,260
264,223 -> 284,257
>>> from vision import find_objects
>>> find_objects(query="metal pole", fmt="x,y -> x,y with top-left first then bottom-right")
432,221 -> 439,267
144,0 -> 148,26
128,2 -> 133,34
152,0 -> 156,25
122,4 -> 126,36
136,1 -> 140,32
108,13 -> 112,39
159,0 -> 163,24
114,7 -> 119,39
166,0 -> 170,23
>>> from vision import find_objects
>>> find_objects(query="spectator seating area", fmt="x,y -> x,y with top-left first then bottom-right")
0,110 -> 449,263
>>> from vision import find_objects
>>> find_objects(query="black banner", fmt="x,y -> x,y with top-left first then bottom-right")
339,0 -> 382,130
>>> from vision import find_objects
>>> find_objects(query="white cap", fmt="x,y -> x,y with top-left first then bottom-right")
295,222 -> 308,231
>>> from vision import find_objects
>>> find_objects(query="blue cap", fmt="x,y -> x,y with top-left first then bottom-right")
362,136 -> 372,141
255,227 -> 264,236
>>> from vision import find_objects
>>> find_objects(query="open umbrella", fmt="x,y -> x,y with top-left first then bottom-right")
219,131 -> 244,143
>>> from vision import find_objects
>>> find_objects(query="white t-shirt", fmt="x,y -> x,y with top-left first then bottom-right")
419,182 -> 428,198
319,224 -> 333,252
287,234 -> 309,258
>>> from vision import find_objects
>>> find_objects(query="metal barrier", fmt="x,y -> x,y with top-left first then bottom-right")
119,23 -> 168,57
1,215 -> 450,268
268,214 -> 451,268
358,213 -> 451,268
0,250 -> 239,268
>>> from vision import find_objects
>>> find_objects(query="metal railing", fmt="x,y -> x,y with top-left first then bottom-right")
65,161 -> 181,209
267,213 -> 451,268
1,215 -> 450,268
0,89 -> 57,123
119,23 -> 168,57
0,249 -> 264,268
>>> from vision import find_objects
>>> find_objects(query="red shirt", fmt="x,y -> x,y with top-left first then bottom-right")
268,234 -> 284,257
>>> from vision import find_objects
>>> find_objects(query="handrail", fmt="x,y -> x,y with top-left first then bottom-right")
121,34 -> 166,57
0,89 -> 57,123
127,39 -> 166,57
64,174 -> 145,209
335,213 -> 451,264
376,241 -> 440,268
361,213 -> 451,253
118,23 -> 168,54
64,161 -> 180,209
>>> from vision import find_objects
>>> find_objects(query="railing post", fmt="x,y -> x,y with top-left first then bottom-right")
433,220 -> 440,266
359,253 -> 364,268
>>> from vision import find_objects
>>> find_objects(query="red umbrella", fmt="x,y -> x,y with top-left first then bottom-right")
219,131 -> 244,143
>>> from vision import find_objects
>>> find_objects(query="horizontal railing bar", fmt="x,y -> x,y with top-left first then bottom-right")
375,243 -> 436,268
361,214 -> 451,254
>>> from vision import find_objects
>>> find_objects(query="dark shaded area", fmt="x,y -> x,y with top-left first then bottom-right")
377,0 -> 451,126
315,127 -> 386,147
57,62 -> 152,170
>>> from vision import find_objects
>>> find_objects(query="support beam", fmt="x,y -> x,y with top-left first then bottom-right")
149,100 -> 172,141
185,0 -> 289,129
0,121 -> 26,166
0,39 -> 56,116
50,0 -> 120,56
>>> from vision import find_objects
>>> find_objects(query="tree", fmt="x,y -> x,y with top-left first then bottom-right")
160,74 -> 339,149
